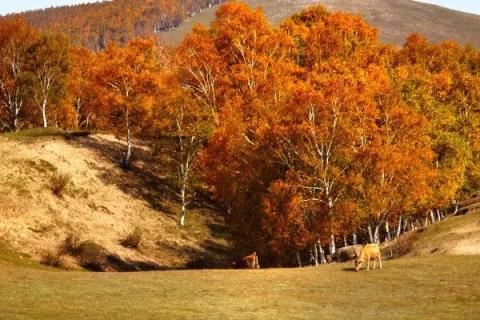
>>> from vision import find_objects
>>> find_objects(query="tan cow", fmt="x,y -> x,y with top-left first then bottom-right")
354,244 -> 382,271
232,252 -> 260,269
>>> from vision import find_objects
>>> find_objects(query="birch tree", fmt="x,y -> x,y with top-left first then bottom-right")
0,18 -> 38,131
26,34 -> 70,128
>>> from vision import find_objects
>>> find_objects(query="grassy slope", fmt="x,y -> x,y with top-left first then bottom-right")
0,129 -> 231,269
0,255 -> 479,319
410,210 -> 480,256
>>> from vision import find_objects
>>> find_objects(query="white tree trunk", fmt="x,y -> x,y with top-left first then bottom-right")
313,244 -> 319,266
368,224 -> 374,243
424,215 -> 428,227
373,224 -> 380,244
318,241 -> 326,264
352,232 -> 357,245
396,215 -> 402,238
430,210 -> 436,224
385,221 -> 391,241
343,235 -> 348,247
42,99 -> 48,128
436,209 -> 442,222
329,234 -> 336,255
179,186 -> 187,226
296,252 -> 302,267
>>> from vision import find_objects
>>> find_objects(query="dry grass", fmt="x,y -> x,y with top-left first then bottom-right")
48,173 -> 71,197
0,131 -> 231,269
0,254 -> 479,319
120,227 -> 143,249
40,250 -> 66,269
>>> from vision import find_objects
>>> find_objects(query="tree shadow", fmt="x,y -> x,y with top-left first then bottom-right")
72,135 -> 182,216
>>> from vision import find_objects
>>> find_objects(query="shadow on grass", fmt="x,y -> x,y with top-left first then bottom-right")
342,267 -> 358,272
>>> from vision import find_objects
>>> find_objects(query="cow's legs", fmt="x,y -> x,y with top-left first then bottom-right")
373,258 -> 377,269
367,257 -> 370,270
379,256 -> 383,269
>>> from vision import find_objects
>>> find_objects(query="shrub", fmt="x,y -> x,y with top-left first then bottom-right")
40,250 -> 66,269
75,241 -> 108,271
383,231 -> 419,259
120,227 -> 143,249
49,173 -> 71,197
59,233 -> 81,255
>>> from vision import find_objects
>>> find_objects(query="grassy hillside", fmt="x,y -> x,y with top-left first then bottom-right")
164,0 -> 480,47
409,210 -> 480,256
0,254 -> 479,319
0,129 -> 231,270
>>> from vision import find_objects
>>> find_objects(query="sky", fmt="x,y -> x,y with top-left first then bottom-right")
416,0 -> 480,14
0,0 -> 103,15
0,0 -> 479,15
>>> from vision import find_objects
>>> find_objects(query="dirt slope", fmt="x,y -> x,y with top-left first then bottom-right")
163,0 -> 480,47
0,131 -> 231,270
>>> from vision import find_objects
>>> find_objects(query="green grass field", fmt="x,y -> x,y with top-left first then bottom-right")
1,254 -> 479,320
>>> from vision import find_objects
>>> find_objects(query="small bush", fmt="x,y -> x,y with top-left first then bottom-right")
40,250 -> 66,269
75,241 -> 107,271
49,173 -> 71,197
384,232 -> 419,259
120,227 -> 143,249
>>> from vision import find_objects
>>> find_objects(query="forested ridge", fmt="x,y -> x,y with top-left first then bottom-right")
7,0 -> 223,50
1,2 -> 479,266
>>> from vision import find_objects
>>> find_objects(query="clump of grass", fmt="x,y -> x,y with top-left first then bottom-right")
40,250 -> 66,269
2,127 -> 65,141
48,173 -> 71,197
120,227 -> 143,249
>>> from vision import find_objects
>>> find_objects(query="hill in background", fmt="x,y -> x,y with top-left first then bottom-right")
13,0 -> 480,48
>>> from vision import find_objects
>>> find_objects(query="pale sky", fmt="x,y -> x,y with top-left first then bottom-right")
416,0 -> 480,14
0,0 -> 479,15
0,0 -> 103,15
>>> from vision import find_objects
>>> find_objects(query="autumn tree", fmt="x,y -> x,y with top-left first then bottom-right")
24,33 -> 70,128
0,18 -> 38,131
68,47 -> 95,129
91,38 -> 163,166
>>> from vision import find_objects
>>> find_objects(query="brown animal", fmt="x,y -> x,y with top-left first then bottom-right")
232,252 -> 260,269
354,244 -> 382,271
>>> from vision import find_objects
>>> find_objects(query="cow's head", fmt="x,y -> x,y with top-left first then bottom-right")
353,252 -> 362,271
